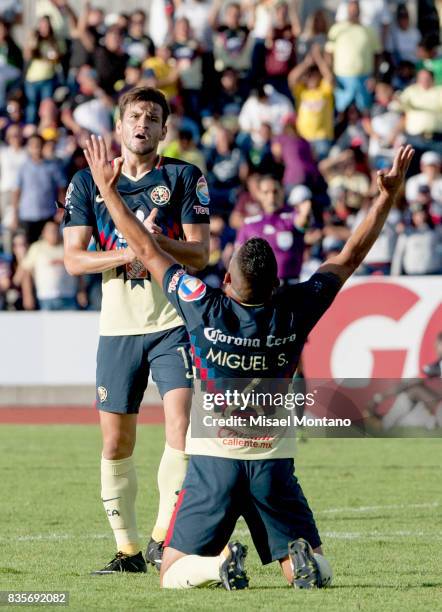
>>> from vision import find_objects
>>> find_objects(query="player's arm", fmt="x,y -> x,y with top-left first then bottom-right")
83,135 -> 175,288
155,223 -> 209,271
318,145 -> 414,284
63,225 -> 135,276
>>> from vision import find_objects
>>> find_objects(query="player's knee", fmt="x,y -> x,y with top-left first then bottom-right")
160,547 -> 185,585
102,430 -> 136,459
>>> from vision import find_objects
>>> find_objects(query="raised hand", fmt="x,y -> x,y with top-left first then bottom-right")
377,145 -> 415,198
143,208 -> 163,235
84,135 -> 123,198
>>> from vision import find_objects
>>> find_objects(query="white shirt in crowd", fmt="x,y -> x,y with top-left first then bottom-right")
351,208 -> 401,264
0,145 -> 27,193
336,0 -> 392,39
386,24 -> 421,63
238,85 -> 294,137
406,172 -> 442,206
22,241 -> 78,300
391,227 -> 442,275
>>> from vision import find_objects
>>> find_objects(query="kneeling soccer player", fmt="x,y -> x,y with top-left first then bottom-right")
84,136 -> 413,589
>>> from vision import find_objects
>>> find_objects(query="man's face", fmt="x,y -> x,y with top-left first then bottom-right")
422,162 -> 440,180
118,101 -> 167,156
417,70 -> 433,89
27,137 -> 43,160
259,178 -> 284,214
225,4 -> 240,28
42,222 -> 60,246
348,1 -> 360,22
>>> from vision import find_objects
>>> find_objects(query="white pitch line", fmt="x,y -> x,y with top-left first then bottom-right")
317,501 -> 440,515
5,501 -> 440,544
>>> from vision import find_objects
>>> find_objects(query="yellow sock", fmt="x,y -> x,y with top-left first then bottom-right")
101,456 -> 140,555
152,444 -> 188,542
162,555 -> 222,589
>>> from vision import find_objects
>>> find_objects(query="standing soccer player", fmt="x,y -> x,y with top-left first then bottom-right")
63,88 -> 210,573
84,136 -> 413,588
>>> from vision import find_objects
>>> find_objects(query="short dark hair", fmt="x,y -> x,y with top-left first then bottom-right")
118,87 -> 170,125
236,238 -> 278,301
27,134 -> 44,146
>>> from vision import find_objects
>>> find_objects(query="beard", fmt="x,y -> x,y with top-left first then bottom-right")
122,132 -> 159,156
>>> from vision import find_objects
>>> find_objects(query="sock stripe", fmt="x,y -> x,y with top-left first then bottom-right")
164,488 -> 187,548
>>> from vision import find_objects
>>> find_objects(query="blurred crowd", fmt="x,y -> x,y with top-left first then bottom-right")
0,0 -> 442,311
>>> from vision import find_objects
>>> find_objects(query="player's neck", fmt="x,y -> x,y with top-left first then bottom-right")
122,150 -> 159,180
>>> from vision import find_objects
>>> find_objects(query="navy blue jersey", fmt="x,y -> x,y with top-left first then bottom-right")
63,157 -> 210,335
163,264 -> 341,382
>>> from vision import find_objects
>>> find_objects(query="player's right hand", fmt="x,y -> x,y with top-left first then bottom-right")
377,145 -> 414,198
83,135 -> 123,197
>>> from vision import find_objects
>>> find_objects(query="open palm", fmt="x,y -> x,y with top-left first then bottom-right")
377,145 -> 414,197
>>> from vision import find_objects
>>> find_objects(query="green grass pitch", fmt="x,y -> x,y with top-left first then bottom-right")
1,425 -> 441,611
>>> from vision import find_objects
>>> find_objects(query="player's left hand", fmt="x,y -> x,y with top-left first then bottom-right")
84,135 -> 123,196
377,145 -> 414,198
143,208 -> 163,235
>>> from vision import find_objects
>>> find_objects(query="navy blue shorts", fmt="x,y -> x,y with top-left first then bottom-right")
96,325 -> 193,413
164,455 -> 321,564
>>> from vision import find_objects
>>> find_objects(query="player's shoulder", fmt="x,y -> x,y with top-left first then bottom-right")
70,167 -> 94,188
161,156 -> 202,176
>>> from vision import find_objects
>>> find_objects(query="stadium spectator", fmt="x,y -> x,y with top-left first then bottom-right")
289,43 -> 334,160
124,10 -> 155,64
211,0 -> 253,76
321,148 -> 370,215
205,125 -> 247,214
67,3 -> 104,75
0,0 -> 22,25
12,134 -> 66,244
163,128 -> 207,173
210,67 -> 248,119
326,0 -> 382,113
236,175 -> 311,283
335,0 -> 391,46
24,16 -> 61,125
21,220 -> 79,310
0,18 -> 23,112
406,151 -> 442,206
170,17 -> 204,121
260,1 -> 299,98
387,3 -> 421,65
0,124 -> 27,253
93,25 -> 128,95
238,82 -> 294,139
416,37 -> 442,86
391,204 -> 442,275
363,81 -> 404,170
229,172 -> 262,229
297,8 -> 330,60
174,0 -> 213,51
61,66 -> 113,136
351,198 -> 401,275
399,69 -> 442,158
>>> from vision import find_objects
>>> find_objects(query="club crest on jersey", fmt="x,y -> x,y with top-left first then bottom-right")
150,185 -> 171,206
196,176 -> 210,205
178,275 -> 206,302
97,386 -> 108,402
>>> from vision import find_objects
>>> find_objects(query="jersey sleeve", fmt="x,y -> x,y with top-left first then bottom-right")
163,264 -> 213,328
295,271 -> 342,335
62,170 -> 95,228
180,164 -> 211,225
